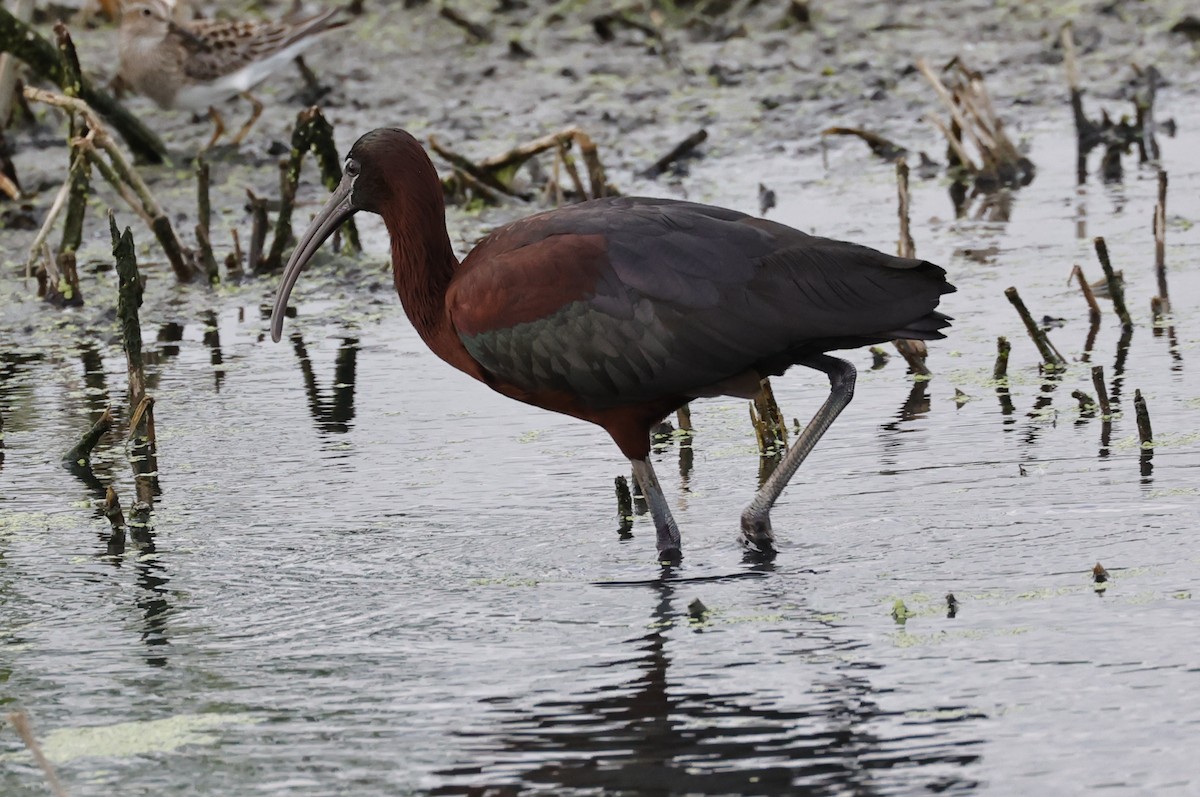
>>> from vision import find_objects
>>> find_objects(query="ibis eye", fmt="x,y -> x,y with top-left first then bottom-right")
345,159 -> 360,177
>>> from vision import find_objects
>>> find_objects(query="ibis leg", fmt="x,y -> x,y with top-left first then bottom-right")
630,457 -> 682,561
740,355 -> 857,552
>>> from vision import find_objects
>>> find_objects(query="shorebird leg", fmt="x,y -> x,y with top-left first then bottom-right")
231,92 -> 264,145
630,457 -> 683,562
740,355 -> 857,554
204,106 -> 226,151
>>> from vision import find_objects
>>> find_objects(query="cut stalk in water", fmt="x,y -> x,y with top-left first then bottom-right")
1004,287 -> 1066,368
1153,169 -> 1169,314
63,405 -> 113,466
994,335 -> 1011,380
1134,389 -> 1153,449
1093,236 -> 1131,328
1091,365 -> 1111,419
1070,264 -> 1102,322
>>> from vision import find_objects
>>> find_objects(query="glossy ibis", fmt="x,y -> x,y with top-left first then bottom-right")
270,128 -> 954,561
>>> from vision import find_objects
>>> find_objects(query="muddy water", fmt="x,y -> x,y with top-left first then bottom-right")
4,2 -> 1200,795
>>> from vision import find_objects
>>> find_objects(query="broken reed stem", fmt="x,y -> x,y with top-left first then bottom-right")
25,87 -> 195,280
750,377 -> 788,455
25,176 -> 72,276
896,159 -> 914,258
1091,364 -> 1111,418
554,139 -> 588,202
103,485 -> 127,554
246,189 -> 269,272
59,145 -> 91,257
1134,389 -> 1153,449
430,135 -> 523,198
1072,390 -> 1096,413
615,475 -> 633,521
1004,287 -> 1066,368
111,213 -> 147,410
103,485 -> 125,532
573,130 -> 611,199
676,403 -> 692,432
1092,236 -> 1131,328
640,128 -> 707,179
6,711 -> 68,797
264,106 -> 363,268
1153,169 -> 1169,312
1070,264 -> 1102,322
265,159 -> 297,273
195,223 -> 219,283
300,107 -> 360,253
994,335 -> 1011,380
63,406 -> 113,466
892,338 -> 931,377
196,156 -> 211,240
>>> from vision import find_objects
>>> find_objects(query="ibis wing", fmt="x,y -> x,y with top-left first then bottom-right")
449,198 -> 951,408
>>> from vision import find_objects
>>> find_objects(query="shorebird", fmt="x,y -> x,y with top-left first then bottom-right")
117,0 -> 346,148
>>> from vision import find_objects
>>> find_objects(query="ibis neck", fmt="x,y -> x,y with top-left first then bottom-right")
381,203 -> 482,379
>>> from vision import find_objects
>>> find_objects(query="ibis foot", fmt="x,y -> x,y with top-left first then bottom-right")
740,511 -> 776,556
657,546 -> 683,565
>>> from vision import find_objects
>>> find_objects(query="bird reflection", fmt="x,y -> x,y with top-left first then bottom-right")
432,577 -> 981,795
290,333 -> 358,434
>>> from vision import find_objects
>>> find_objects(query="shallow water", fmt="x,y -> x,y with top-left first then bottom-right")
4,3 -> 1200,794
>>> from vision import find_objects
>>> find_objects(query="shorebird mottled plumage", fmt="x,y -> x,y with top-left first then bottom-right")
118,0 -> 346,147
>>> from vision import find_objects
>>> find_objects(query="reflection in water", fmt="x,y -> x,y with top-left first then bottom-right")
1022,372 -> 1061,447
878,380 -> 930,471
145,322 -> 185,392
135,556 -> 172,668
433,578 -> 981,795
1108,326 -> 1133,409
291,333 -> 358,434
79,340 -> 108,424
202,310 -> 225,392
1080,318 -> 1099,363
949,181 -> 1014,223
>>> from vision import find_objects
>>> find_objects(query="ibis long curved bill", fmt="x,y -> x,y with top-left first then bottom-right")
269,170 -> 359,342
